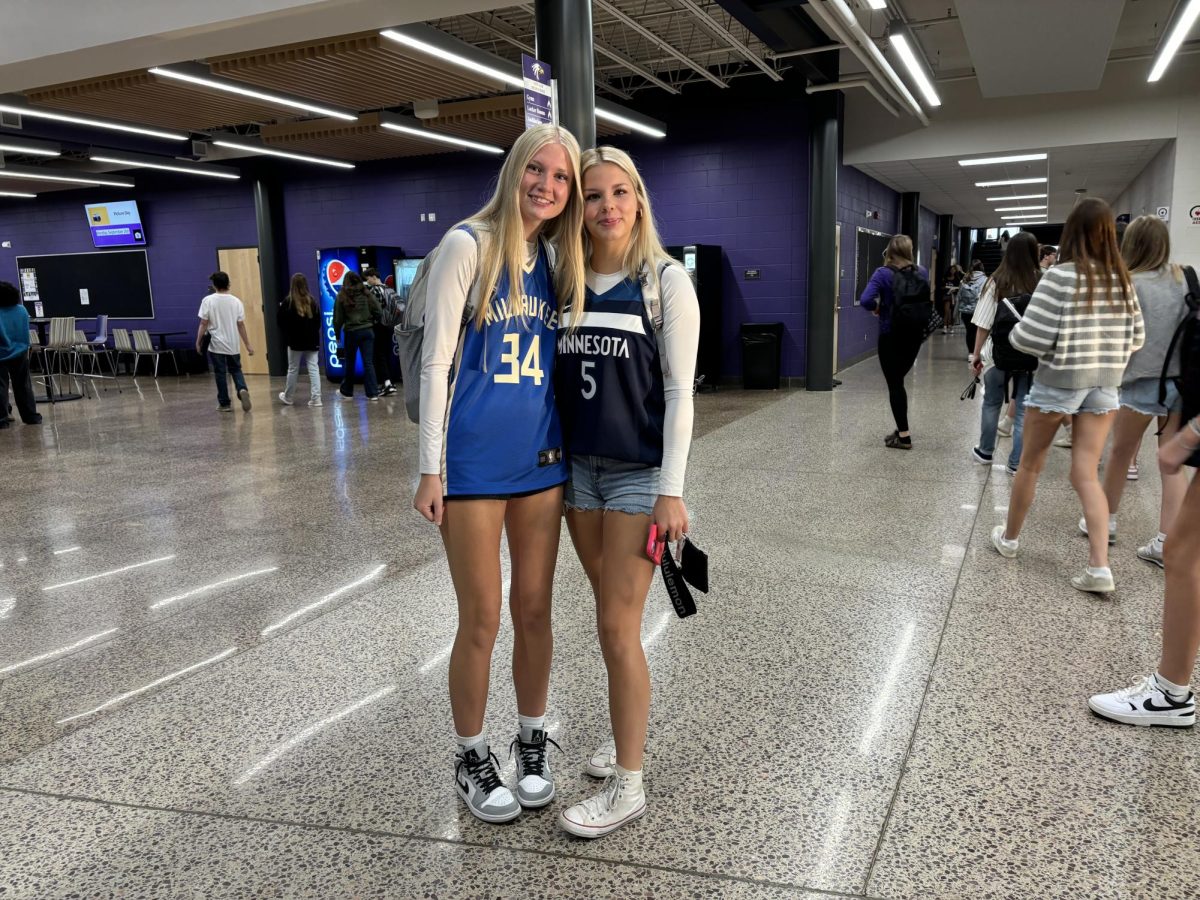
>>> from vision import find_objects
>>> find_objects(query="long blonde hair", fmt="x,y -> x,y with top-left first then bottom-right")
459,124 -> 585,329
1122,214 -> 1183,282
884,234 -> 914,268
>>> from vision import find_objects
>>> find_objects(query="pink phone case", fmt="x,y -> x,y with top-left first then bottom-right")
646,524 -> 664,565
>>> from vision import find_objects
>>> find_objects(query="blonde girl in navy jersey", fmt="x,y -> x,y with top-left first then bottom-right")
413,124 -> 585,824
555,147 -> 700,839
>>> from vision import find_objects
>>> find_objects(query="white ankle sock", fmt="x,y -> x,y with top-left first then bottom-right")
1086,566 -> 1112,577
1155,672 -> 1190,699
1108,514 -> 1117,531
456,731 -> 485,754
517,714 -> 545,740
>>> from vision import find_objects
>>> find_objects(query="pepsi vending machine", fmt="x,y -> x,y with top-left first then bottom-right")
317,245 -> 403,382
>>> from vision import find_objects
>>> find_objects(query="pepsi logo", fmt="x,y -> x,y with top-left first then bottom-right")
325,259 -> 350,288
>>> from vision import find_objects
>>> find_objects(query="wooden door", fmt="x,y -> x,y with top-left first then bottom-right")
217,247 -> 269,375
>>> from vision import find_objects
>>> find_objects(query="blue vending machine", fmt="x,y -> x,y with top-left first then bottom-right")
317,245 -> 403,383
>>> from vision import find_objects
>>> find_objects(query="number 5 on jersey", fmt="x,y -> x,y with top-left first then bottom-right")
494,333 -> 544,385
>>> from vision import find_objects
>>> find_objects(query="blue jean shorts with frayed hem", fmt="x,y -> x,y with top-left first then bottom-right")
1025,381 -> 1119,416
1120,376 -> 1182,417
565,455 -> 660,517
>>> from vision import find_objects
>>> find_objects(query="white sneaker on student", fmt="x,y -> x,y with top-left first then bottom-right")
454,744 -> 520,824
278,392 -> 293,406
1078,516 -> 1116,545
991,525 -> 1019,558
1054,431 -> 1072,448
1136,539 -> 1165,569
996,416 -> 1014,438
585,735 -> 616,778
509,727 -> 560,808
1088,673 -> 1195,727
559,768 -> 647,839
1071,566 -> 1115,594
308,398 -> 323,407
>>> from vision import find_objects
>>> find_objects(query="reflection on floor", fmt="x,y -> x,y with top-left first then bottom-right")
1,333 -> 1196,899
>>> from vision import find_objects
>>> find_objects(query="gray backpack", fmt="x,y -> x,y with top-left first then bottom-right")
394,226 -> 554,423
958,273 -> 984,316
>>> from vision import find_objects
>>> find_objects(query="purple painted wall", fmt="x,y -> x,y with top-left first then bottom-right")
0,181 -> 258,342
836,163 -> 900,367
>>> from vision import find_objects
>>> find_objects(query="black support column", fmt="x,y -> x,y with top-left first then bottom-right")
900,192 -> 920,245
936,214 -> 953,279
254,176 -> 288,376
534,0 -> 596,148
958,227 -> 973,268
805,91 -> 838,392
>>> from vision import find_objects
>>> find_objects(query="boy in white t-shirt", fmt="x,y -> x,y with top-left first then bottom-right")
196,271 -> 255,412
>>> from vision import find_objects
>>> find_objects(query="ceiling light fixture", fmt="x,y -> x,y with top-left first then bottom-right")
976,177 -> 1048,187
90,153 -> 241,180
596,107 -> 667,139
985,193 -> 1048,201
888,26 -> 941,107
378,119 -> 503,155
149,66 -> 357,121
0,191 -> 37,198
380,29 -> 522,88
0,102 -> 186,141
1148,0 -> 1200,82
994,205 -> 1048,212
0,141 -> 60,158
0,169 -> 133,188
212,140 -> 355,170
1001,214 -> 1048,220
866,0 -> 888,8
958,153 -> 1047,166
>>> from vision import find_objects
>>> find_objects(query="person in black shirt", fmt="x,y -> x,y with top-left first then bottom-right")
276,273 -> 323,407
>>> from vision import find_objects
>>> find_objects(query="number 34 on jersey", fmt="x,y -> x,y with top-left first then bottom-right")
493,333 -> 545,385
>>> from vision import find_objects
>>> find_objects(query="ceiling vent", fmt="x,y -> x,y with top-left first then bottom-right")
191,140 -> 208,158
0,110 -> 21,129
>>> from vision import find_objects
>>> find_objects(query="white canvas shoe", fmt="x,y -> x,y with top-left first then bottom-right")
559,769 -> 647,839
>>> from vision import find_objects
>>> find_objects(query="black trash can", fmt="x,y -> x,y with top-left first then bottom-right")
741,322 -> 784,390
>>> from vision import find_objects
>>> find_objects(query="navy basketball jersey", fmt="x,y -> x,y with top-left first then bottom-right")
556,274 -> 665,466
442,241 -> 567,496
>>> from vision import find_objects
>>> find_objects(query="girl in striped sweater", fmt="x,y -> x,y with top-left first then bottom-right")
990,198 -> 1145,594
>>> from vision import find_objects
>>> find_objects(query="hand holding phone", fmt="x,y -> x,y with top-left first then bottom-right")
646,524 -> 665,565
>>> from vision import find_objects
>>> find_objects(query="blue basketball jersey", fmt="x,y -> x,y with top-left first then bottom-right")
442,241 -> 567,496
556,276 -> 665,467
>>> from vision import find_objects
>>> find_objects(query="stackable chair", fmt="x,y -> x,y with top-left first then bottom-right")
44,317 -> 82,396
131,329 -> 180,378
111,328 -> 135,375
73,314 -> 122,393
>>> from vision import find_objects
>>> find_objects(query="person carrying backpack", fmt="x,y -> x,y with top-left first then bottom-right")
958,259 -> 987,358
969,233 -> 1041,475
1089,278 -> 1200,727
860,234 -> 931,449
990,198 -> 1145,595
364,267 -> 401,396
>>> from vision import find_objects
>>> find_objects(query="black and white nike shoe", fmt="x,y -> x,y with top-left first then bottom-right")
454,744 -> 520,823
1088,674 -> 1196,728
509,727 -> 561,808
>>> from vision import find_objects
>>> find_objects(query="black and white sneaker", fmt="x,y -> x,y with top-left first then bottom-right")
1088,673 -> 1195,727
509,727 -> 560,808
454,744 -> 520,823
382,382 -> 398,396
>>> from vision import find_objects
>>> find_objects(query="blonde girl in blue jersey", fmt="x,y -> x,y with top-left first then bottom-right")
556,146 -> 700,838
413,124 -> 585,824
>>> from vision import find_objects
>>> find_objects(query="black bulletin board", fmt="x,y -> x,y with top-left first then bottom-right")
854,228 -> 892,306
15,249 -> 154,318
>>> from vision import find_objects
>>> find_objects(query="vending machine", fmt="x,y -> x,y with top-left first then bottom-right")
316,245 -> 403,382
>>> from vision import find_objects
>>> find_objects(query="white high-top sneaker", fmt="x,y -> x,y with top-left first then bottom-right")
559,767 -> 647,839
585,735 -> 616,778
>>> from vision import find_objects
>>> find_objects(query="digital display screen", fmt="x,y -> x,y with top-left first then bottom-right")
85,201 -> 146,247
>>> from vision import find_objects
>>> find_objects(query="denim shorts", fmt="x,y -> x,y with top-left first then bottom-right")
1025,381 -> 1119,416
1120,376 -> 1182,417
565,455 -> 660,516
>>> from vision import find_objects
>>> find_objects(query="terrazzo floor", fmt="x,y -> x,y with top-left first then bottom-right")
2,332 -> 1197,899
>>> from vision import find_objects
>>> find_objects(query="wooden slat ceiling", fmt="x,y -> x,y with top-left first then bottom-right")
25,71 -> 307,132
260,112 -> 455,161
210,32 -> 507,112
426,95 -> 629,147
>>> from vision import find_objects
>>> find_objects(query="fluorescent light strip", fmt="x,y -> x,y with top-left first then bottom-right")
596,107 -> 667,139
0,103 -> 186,141
1002,215 -> 1047,221
378,121 -> 502,155
56,647 -> 238,724
995,205 -> 1048,212
0,627 -> 118,675
867,0 -> 888,8
212,140 -> 354,170
380,29 -> 522,88
0,169 -> 133,188
149,67 -> 357,121
150,566 -> 279,610
828,0 -> 922,115
890,31 -> 941,107
260,564 -> 385,636
959,153 -> 1047,166
0,142 -> 59,157
1149,0 -> 1200,82
43,554 -> 176,591
0,191 -> 36,198
234,685 -> 396,784
986,193 -> 1047,201
975,177 -> 1048,187
90,154 -> 240,180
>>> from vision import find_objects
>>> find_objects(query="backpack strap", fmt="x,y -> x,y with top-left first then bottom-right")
999,295 -> 1023,320
639,260 -> 673,377
1158,265 -> 1199,406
